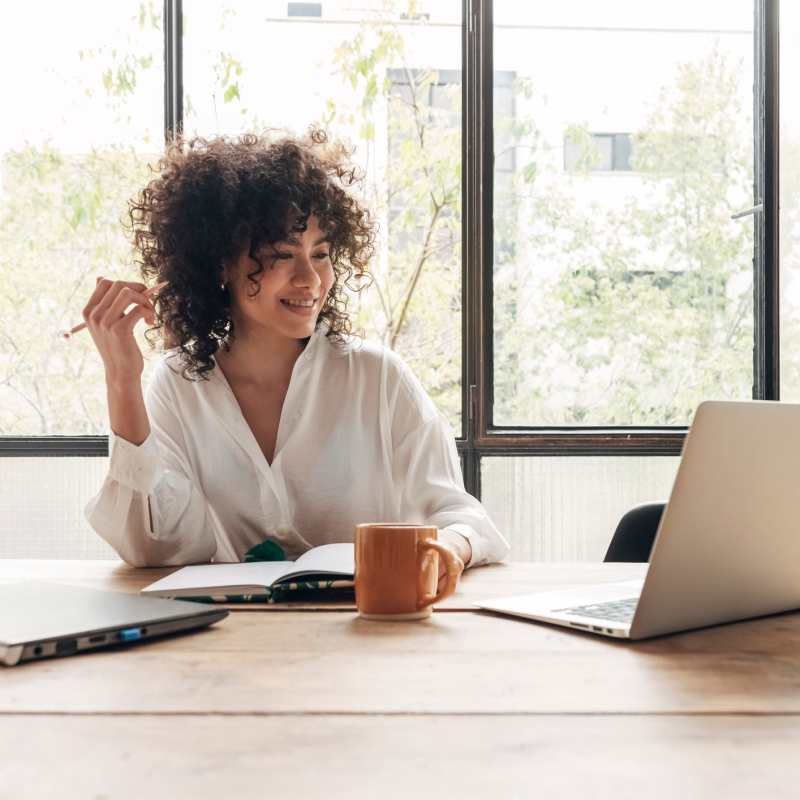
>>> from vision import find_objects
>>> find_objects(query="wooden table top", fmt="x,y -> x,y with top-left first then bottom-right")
3,558 -> 799,799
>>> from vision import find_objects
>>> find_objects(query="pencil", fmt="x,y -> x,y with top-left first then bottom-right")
59,281 -> 169,340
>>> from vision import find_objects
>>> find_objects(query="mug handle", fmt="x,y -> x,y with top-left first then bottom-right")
416,540 -> 464,611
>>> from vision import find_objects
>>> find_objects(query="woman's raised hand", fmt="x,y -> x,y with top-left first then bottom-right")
82,277 -> 157,387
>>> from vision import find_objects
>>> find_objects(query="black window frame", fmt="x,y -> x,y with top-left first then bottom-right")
461,0 -> 778,497
0,0 -> 781,516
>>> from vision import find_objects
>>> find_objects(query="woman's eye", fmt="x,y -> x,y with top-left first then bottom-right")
271,250 -> 329,262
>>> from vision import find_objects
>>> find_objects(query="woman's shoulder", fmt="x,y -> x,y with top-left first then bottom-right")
145,346 -> 206,396
322,333 -> 435,417
321,331 -> 408,378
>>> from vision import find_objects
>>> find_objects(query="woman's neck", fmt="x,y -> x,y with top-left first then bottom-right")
215,330 -> 308,389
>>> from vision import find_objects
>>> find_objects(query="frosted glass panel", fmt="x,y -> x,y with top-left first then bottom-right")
0,457 -> 116,559
481,456 -> 680,561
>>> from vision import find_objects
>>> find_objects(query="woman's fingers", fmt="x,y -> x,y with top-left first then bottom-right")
117,304 -> 154,335
86,280 -> 128,328
83,278 -> 149,325
106,286 -> 155,328
83,277 -> 155,386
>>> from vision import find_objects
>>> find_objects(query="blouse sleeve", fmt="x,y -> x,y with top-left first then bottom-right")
83,362 -> 218,567
387,353 -> 510,567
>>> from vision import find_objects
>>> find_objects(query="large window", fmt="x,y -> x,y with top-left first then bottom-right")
492,1 -> 756,428
0,0 -> 780,563
0,1 -> 163,437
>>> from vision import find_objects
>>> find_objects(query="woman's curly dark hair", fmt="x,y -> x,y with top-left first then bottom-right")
128,127 -> 376,381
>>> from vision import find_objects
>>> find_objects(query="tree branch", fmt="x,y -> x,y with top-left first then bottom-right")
390,202 -> 442,350
0,376 -> 47,432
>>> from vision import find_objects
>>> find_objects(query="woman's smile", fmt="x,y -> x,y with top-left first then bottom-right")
280,297 -> 318,316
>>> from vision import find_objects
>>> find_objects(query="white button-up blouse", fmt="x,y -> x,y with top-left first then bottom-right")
84,323 -> 510,568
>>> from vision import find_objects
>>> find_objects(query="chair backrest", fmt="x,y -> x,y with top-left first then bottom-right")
603,502 -> 665,562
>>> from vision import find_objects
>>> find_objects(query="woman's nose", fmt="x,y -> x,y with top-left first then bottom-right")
292,254 -> 320,287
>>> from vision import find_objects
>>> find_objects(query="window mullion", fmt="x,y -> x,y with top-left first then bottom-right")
461,0 -> 482,496
163,0 -> 183,143
755,0 -> 780,400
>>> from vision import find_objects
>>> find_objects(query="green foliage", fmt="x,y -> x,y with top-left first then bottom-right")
493,46 -> 755,426
563,123 -> 603,172
0,144 -> 156,434
215,52 -> 243,105
0,0 -> 162,434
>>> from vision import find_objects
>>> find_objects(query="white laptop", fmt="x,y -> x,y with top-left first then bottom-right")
475,400 -> 800,640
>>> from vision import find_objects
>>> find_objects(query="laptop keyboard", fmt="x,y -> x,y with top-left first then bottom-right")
554,596 -> 638,623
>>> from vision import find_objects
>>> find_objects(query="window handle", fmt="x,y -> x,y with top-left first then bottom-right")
731,203 -> 763,220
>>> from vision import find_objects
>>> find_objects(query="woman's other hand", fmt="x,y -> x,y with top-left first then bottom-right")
436,529 -> 470,595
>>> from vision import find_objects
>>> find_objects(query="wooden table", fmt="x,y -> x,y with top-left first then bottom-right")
3,559 -> 800,798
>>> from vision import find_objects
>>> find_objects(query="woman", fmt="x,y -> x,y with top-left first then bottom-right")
83,129 -> 509,586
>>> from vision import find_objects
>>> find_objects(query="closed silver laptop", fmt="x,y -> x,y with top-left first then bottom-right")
0,580 -> 228,666
475,400 -> 800,639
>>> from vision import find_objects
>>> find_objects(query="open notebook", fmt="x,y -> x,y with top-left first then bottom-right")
141,543 -> 354,603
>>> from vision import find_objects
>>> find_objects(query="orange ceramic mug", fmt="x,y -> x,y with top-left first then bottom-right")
354,523 -> 463,620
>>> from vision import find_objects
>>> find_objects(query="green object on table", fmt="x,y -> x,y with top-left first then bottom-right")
243,539 -> 286,562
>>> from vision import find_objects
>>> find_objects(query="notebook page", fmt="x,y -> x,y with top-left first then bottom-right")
142,560 -> 297,595
284,543 -> 355,580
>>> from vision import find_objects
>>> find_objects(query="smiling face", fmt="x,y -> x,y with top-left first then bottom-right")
224,215 -> 335,343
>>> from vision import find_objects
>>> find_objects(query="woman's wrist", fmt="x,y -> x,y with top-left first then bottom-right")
439,528 -> 472,567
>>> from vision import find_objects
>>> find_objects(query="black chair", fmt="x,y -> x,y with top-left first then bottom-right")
603,502 -> 666,563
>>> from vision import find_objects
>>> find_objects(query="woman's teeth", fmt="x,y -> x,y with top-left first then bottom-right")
280,298 -> 317,316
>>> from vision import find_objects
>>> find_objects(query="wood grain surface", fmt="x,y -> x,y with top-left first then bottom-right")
4,715 -> 797,800
3,608 -> 799,715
